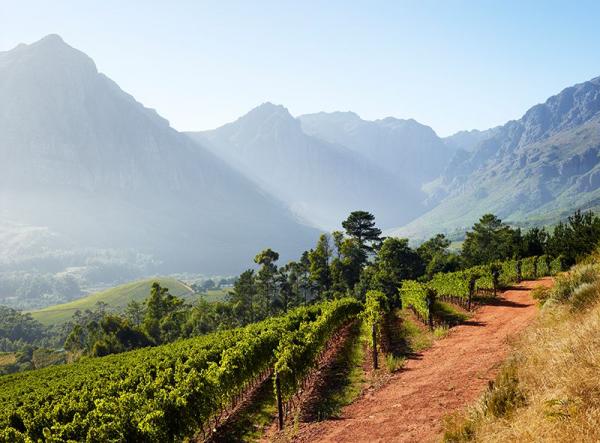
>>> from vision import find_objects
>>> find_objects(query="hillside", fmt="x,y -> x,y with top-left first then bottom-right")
445,256 -> 600,442
0,35 -> 319,292
189,104 -> 425,230
391,76 -> 600,240
30,277 -> 196,325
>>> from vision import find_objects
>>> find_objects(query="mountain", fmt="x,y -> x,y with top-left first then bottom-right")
298,111 -> 453,189
391,76 -> 600,240
0,35 -> 319,289
442,128 -> 499,152
189,104 -> 425,230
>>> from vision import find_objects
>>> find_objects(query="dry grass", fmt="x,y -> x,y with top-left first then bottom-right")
445,262 -> 600,442
0,353 -> 16,366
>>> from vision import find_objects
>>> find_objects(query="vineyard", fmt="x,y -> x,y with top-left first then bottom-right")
0,255 -> 563,442
0,299 -> 360,442
401,255 -> 563,326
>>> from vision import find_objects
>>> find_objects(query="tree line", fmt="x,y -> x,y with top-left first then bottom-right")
4,209 -> 600,362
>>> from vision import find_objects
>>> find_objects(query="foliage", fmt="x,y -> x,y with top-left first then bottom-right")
0,307 -> 47,351
547,210 -> 600,265
417,234 -> 461,278
308,234 -> 333,296
342,211 -> 382,255
371,238 -> 424,306
462,214 -> 520,266
362,290 -> 389,330
429,271 -> 472,299
273,298 -> 361,401
400,280 -> 431,321
254,248 -> 281,318
0,302 -> 330,442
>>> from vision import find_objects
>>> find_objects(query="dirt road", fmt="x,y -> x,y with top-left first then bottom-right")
292,278 -> 553,443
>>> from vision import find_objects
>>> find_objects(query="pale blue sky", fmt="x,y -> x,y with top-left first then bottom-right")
2,0 -> 600,136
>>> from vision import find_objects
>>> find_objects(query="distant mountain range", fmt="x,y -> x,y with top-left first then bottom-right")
298,111 -> 453,190
189,105 -> 430,230
4,34 -> 600,304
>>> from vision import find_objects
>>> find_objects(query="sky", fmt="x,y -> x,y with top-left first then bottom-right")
2,0 -> 600,136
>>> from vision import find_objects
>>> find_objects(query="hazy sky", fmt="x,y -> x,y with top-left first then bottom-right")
2,0 -> 600,136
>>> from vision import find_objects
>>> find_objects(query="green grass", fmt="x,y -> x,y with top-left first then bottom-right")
312,321 -> 365,419
30,277 -> 197,326
208,376 -> 277,442
433,301 -> 470,326
397,310 -> 434,352
199,288 -> 230,303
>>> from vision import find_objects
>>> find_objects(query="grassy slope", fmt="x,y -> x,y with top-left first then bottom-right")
444,257 -> 600,442
31,277 -> 197,326
200,288 -> 230,303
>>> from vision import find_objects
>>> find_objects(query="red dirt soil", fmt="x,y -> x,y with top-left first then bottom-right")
292,278 -> 553,443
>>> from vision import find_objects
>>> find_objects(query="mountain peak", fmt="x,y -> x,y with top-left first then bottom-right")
39,34 -> 65,44
250,102 -> 292,117
237,102 -> 297,127
28,34 -> 72,52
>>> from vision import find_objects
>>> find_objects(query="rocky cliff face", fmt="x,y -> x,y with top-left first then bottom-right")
390,77 -> 600,240
0,35 -> 319,278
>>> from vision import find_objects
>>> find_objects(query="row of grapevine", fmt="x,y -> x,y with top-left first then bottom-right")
521,256 -> 538,280
399,280 -> 432,324
362,290 -> 390,369
499,259 -> 518,286
0,304 -> 325,442
400,255 -> 565,327
273,298 -> 361,427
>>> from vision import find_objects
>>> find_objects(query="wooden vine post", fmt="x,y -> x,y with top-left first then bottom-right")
372,323 -> 378,369
275,372 -> 284,430
516,260 -> 522,283
426,288 -> 435,330
468,275 -> 477,311
491,265 -> 500,297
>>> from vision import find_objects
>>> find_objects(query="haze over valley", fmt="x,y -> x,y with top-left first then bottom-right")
3,34 -> 600,309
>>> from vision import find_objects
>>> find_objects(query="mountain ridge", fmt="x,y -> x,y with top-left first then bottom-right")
189,102 -> 427,230
390,75 -> 600,240
0,35 -> 319,289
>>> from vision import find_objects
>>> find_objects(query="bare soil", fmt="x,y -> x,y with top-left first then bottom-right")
290,278 -> 553,443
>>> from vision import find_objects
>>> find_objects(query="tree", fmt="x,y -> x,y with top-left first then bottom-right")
332,231 -> 344,259
228,270 -> 257,324
462,214 -> 519,266
308,234 -> 333,297
297,251 -> 314,304
124,300 -> 145,327
372,237 -> 425,305
417,234 -> 451,263
142,282 -> 186,344
520,227 -> 548,257
548,210 -> 600,264
254,248 -> 280,318
342,211 -> 382,255
417,233 -> 461,278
